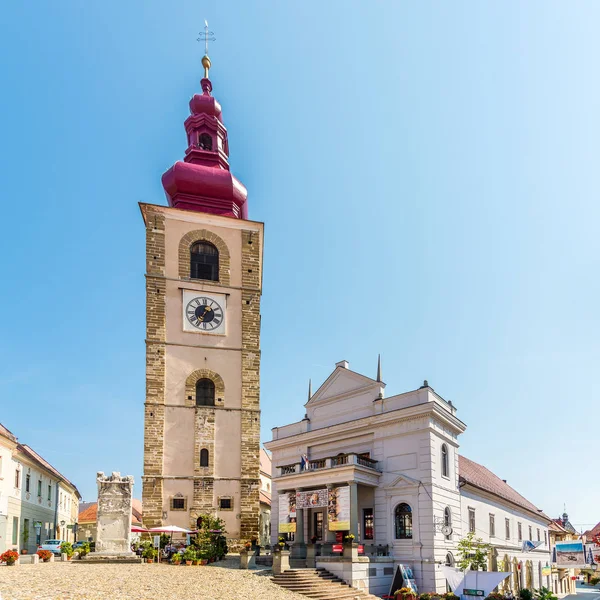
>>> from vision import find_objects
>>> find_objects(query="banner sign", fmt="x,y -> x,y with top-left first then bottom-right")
556,541 -> 586,567
542,567 -> 551,577
297,489 -> 328,509
464,590 -> 484,596
278,492 -> 297,533
328,486 -> 350,531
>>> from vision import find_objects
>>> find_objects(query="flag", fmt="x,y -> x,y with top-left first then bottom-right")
300,454 -> 309,470
522,540 -> 542,552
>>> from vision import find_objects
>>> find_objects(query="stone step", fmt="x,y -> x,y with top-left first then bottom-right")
271,566 -> 379,600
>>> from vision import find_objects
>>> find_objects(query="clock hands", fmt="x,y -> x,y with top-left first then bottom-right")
196,306 -> 212,323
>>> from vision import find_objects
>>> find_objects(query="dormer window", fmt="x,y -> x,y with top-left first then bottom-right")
198,133 -> 212,150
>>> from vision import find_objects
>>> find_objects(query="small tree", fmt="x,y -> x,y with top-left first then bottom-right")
457,531 -> 491,571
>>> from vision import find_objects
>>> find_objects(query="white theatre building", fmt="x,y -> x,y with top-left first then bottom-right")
265,360 -> 552,595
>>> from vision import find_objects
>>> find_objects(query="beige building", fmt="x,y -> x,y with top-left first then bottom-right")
141,53 -> 262,545
0,423 -> 80,553
259,448 -> 272,547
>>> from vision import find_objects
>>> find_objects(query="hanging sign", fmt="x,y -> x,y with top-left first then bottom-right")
464,590 -> 484,596
556,541 -> 586,567
297,489 -> 328,509
328,486 -> 350,531
278,492 -> 297,533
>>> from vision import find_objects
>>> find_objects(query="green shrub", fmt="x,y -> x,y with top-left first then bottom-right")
60,542 -> 74,557
520,589 -> 533,600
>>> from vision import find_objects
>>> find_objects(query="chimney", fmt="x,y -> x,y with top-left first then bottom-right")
335,360 -> 349,369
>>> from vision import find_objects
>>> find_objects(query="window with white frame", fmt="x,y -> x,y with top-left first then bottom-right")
441,444 -> 449,478
518,522 -> 522,541
505,518 -> 510,540
468,508 -> 476,533
489,513 -> 495,537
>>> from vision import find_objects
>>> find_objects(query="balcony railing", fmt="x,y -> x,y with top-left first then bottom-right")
277,453 -> 380,477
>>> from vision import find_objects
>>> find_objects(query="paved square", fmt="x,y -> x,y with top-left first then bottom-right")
0,559 -> 303,600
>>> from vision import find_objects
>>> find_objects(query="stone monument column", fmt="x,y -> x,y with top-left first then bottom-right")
84,472 -> 141,563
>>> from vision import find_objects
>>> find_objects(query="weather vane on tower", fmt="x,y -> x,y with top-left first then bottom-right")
197,20 -> 216,79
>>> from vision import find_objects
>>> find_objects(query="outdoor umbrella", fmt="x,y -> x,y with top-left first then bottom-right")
148,525 -> 192,534
131,526 -> 148,533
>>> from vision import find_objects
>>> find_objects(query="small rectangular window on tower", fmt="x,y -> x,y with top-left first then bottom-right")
170,496 -> 187,511
218,497 -> 233,511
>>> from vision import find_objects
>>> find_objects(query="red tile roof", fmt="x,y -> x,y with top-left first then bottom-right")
79,501 -> 142,525
550,519 -> 570,534
259,490 -> 271,506
582,521 -> 600,540
459,456 -> 547,519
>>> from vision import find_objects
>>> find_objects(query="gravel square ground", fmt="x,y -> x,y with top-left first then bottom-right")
0,557 -> 303,600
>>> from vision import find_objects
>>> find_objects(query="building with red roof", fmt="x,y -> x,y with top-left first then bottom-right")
266,360 -> 554,596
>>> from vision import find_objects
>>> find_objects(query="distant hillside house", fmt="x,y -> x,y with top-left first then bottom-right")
265,360 -> 552,596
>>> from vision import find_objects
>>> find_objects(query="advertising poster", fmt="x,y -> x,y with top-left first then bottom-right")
328,486 -> 350,531
278,491 -> 297,533
297,489 -> 328,509
556,541 -> 586,567
542,566 -> 552,577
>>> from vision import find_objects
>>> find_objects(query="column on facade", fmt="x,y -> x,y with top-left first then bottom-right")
348,481 -> 358,538
295,488 -> 304,544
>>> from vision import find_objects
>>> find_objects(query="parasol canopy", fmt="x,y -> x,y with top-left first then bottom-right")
131,526 -> 148,533
148,525 -> 193,534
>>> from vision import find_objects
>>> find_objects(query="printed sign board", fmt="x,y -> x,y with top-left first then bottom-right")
328,486 -> 350,531
297,489 -> 328,509
464,590 -> 484,596
556,541 -> 586,568
278,491 -> 297,533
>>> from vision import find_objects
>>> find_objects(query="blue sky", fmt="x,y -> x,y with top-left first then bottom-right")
1,2 -> 598,528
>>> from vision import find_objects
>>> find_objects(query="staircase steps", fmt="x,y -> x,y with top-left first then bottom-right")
272,568 -> 381,600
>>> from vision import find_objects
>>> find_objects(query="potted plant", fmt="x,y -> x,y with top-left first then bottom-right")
77,542 -> 90,559
197,549 -> 209,565
21,529 -> 29,554
395,588 -> 416,600
171,553 -> 181,565
343,533 -> 355,545
183,547 -> 195,566
142,546 -> 157,563
36,549 -> 53,562
1,550 -> 19,566
60,541 -> 74,561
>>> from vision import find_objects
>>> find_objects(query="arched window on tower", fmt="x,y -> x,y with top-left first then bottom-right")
196,378 -> 215,406
200,448 -> 209,467
190,241 -> 219,281
394,503 -> 413,539
441,443 -> 449,478
198,133 -> 212,151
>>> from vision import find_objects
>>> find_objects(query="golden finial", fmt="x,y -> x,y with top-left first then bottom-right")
197,20 -> 216,79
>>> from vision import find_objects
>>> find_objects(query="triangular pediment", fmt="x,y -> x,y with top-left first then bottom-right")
384,473 -> 421,490
307,366 -> 383,407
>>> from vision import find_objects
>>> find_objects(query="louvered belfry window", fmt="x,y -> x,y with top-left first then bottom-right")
190,241 -> 219,281
196,378 -> 215,406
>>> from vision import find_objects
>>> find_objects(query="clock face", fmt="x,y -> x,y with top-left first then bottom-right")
185,296 -> 224,331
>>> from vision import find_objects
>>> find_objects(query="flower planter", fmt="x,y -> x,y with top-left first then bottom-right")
146,559 -> 154,564
201,559 -> 208,565
20,549 -> 28,555
185,560 -> 193,566
192,560 -> 199,566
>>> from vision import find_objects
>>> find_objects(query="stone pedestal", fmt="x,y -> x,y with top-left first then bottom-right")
83,472 -> 142,564
239,550 -> 256,569
272,550 -> 290,575
343,542 -> 359,560
306,543 -> 316,568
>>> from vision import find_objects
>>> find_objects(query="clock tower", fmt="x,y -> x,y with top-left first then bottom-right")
141,50 -> 262,544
